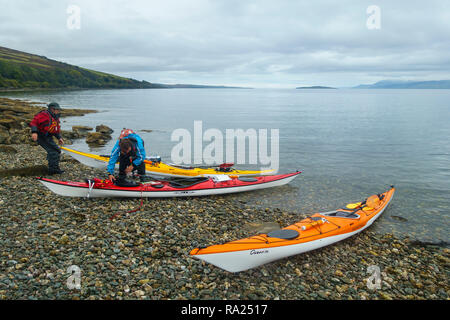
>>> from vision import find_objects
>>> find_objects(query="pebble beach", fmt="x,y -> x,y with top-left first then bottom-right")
0,98 -> 449,300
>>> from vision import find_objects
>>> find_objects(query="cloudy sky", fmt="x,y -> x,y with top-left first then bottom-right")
1,0 -> 449,88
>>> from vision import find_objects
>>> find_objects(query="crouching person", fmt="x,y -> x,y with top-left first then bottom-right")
107,129 -> 146,183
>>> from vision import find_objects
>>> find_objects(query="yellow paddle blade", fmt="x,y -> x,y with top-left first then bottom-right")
346,202 -> 362,209
362,206 -> 374,212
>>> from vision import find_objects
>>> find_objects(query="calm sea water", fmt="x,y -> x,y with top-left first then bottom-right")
2,88 -> 449,243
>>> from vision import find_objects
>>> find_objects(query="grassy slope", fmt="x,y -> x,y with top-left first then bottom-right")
0,46 -> 163,90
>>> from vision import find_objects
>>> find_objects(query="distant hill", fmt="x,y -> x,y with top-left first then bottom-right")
296,86 -> 336,89
0,46 -> 247,90
354,80 -> 450,89
0,46 -> 166,90
155,83 -> 250,89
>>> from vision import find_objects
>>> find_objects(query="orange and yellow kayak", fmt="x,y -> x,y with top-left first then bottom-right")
190,186 -> 395,272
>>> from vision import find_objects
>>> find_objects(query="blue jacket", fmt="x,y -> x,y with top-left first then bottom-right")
107,133 -> 146,174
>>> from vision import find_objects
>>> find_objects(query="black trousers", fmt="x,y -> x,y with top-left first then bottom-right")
37,133 -> 61,171
118,153 -> 146,178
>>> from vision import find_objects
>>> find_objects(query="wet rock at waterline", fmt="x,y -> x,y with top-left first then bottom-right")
86,132 -> 111,146
72,126 -> 93,137
95,124 -> 114,135
84,124 -> 114,146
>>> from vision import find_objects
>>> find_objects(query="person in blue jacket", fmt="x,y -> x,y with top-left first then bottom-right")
107,129 -> 146,182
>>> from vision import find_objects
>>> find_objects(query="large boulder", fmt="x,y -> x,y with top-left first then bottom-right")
72,125 -> 93,137
95,124 -> 113,134
86,132 -> 111,146
86,124 -> 113,146
61,130 -> 80,140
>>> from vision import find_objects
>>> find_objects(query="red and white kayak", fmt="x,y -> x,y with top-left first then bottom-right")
37,171 -> 301,198
190,187 -> 395,272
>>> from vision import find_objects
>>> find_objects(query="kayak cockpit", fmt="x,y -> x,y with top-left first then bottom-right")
267,229 -> 299,240
321,210 -> 360,219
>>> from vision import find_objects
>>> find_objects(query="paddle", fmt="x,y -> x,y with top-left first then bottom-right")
167,162 -> 235,170
100,151 -> 236,171
339,186 -> 393,217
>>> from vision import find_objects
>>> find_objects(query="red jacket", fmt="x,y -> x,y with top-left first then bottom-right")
29,110 -> 61,139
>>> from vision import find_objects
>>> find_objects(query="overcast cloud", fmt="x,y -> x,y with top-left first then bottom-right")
1,0 -> 449,87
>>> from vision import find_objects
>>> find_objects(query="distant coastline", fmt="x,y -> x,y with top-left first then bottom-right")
296,86 -> 336,89
0,85 -> 251,93
353,80 -> 450,89
151,83 -> 252,89
295,80 -> 450,90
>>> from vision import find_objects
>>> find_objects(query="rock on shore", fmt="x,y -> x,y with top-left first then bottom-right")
86,125 -> 114,146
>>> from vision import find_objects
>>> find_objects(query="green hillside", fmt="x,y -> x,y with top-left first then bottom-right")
0,46 -> 164,90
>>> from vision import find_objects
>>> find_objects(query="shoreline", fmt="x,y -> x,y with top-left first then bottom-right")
0,87 -> 164,93
0,98 -> 448,300
0,97 -> 98,146
0,85 -> 252,93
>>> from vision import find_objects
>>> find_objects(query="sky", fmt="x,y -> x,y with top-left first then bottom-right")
1,0 -> 449,88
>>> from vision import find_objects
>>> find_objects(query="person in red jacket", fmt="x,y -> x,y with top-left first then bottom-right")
29,102 -> 65,174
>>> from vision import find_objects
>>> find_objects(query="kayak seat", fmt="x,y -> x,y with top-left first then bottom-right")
335,211 -> 359,218
325,211 -> 359,218
267,229 -> 299,240
168,177 -> 209,188
139,175 -> 153,182
238,177 -> 258,182
113,178 -> 140,188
